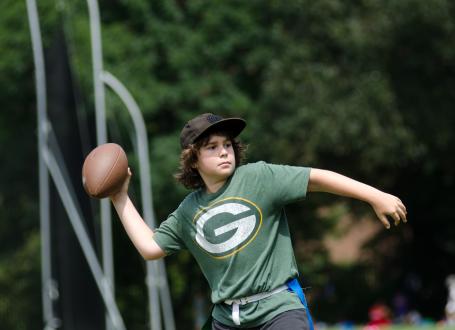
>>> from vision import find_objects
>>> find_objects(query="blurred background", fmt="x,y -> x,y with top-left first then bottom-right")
1,0 -> 454,329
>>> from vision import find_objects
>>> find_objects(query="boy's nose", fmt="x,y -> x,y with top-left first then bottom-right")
220,146 -> 228,156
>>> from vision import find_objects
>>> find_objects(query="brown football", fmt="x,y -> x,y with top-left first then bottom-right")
82,143 -> 128,198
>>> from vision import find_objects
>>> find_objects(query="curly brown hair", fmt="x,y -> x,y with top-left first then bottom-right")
174,131 -> 247,190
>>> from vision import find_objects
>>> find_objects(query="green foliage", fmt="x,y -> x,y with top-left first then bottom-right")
0,1 -> 52,328
0,233 -> 41,329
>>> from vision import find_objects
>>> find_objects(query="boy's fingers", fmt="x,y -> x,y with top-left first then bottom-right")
379,215 -> 391,229
391,212 -> 401,226
397,208 -> 407,223
398,202 -> 407,215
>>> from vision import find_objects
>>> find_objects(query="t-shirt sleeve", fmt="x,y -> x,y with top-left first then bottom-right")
153,212 -> 186,256
260,162 -> 311,206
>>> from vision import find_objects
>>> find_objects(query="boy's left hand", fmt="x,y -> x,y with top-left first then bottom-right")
370,192 -> 407,229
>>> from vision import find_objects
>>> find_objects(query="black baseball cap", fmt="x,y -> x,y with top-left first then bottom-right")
180,113 -> 246,149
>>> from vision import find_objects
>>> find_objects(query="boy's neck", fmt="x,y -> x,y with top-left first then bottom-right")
204,179 -> 227,194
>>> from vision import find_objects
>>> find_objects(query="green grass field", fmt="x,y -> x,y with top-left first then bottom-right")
326,326 -> 455,330
389,328 -> 455,330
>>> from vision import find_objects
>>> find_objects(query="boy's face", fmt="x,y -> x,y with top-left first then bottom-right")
195,134 -> 236,184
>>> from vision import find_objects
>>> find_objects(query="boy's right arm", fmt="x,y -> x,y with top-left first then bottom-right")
110,169 -> 165,260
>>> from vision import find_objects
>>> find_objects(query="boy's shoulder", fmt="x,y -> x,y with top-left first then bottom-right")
236,161 -> 281,179
178,190 -> 199,208
169,191 -> 200,221
236,162 -> 311,181
236,161 -> 267,173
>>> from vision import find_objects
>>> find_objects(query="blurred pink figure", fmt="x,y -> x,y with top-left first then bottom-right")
363,303 -> 391,330
446,275 -> 455,326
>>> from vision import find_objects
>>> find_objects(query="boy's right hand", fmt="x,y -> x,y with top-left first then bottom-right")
110,167 -> 132,203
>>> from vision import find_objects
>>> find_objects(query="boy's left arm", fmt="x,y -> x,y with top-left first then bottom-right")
308,168 -> 407,229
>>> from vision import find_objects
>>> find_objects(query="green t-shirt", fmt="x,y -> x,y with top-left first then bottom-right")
153,161 -> 311,327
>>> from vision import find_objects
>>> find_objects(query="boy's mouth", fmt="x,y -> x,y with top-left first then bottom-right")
218,161 -> 231,166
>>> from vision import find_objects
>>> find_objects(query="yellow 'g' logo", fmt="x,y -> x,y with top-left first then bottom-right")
193,197 -> 262,259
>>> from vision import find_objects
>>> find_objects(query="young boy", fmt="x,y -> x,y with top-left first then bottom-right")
110,113 -> 407,330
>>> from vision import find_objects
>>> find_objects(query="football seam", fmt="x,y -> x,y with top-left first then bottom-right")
95,147 -> 121,196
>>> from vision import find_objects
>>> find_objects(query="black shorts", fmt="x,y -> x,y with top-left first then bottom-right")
212,308 -> 310,330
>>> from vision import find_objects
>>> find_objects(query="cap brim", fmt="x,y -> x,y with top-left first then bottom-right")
197,117 -> 246,142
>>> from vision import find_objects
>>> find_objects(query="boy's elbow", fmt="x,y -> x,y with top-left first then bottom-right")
140,241 -> 166,260
140,250 -> 154,260
141,251 -> 164,261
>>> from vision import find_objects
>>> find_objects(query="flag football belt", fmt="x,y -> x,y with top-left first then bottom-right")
224,278 -> 314,330
224,284 -> 288,326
